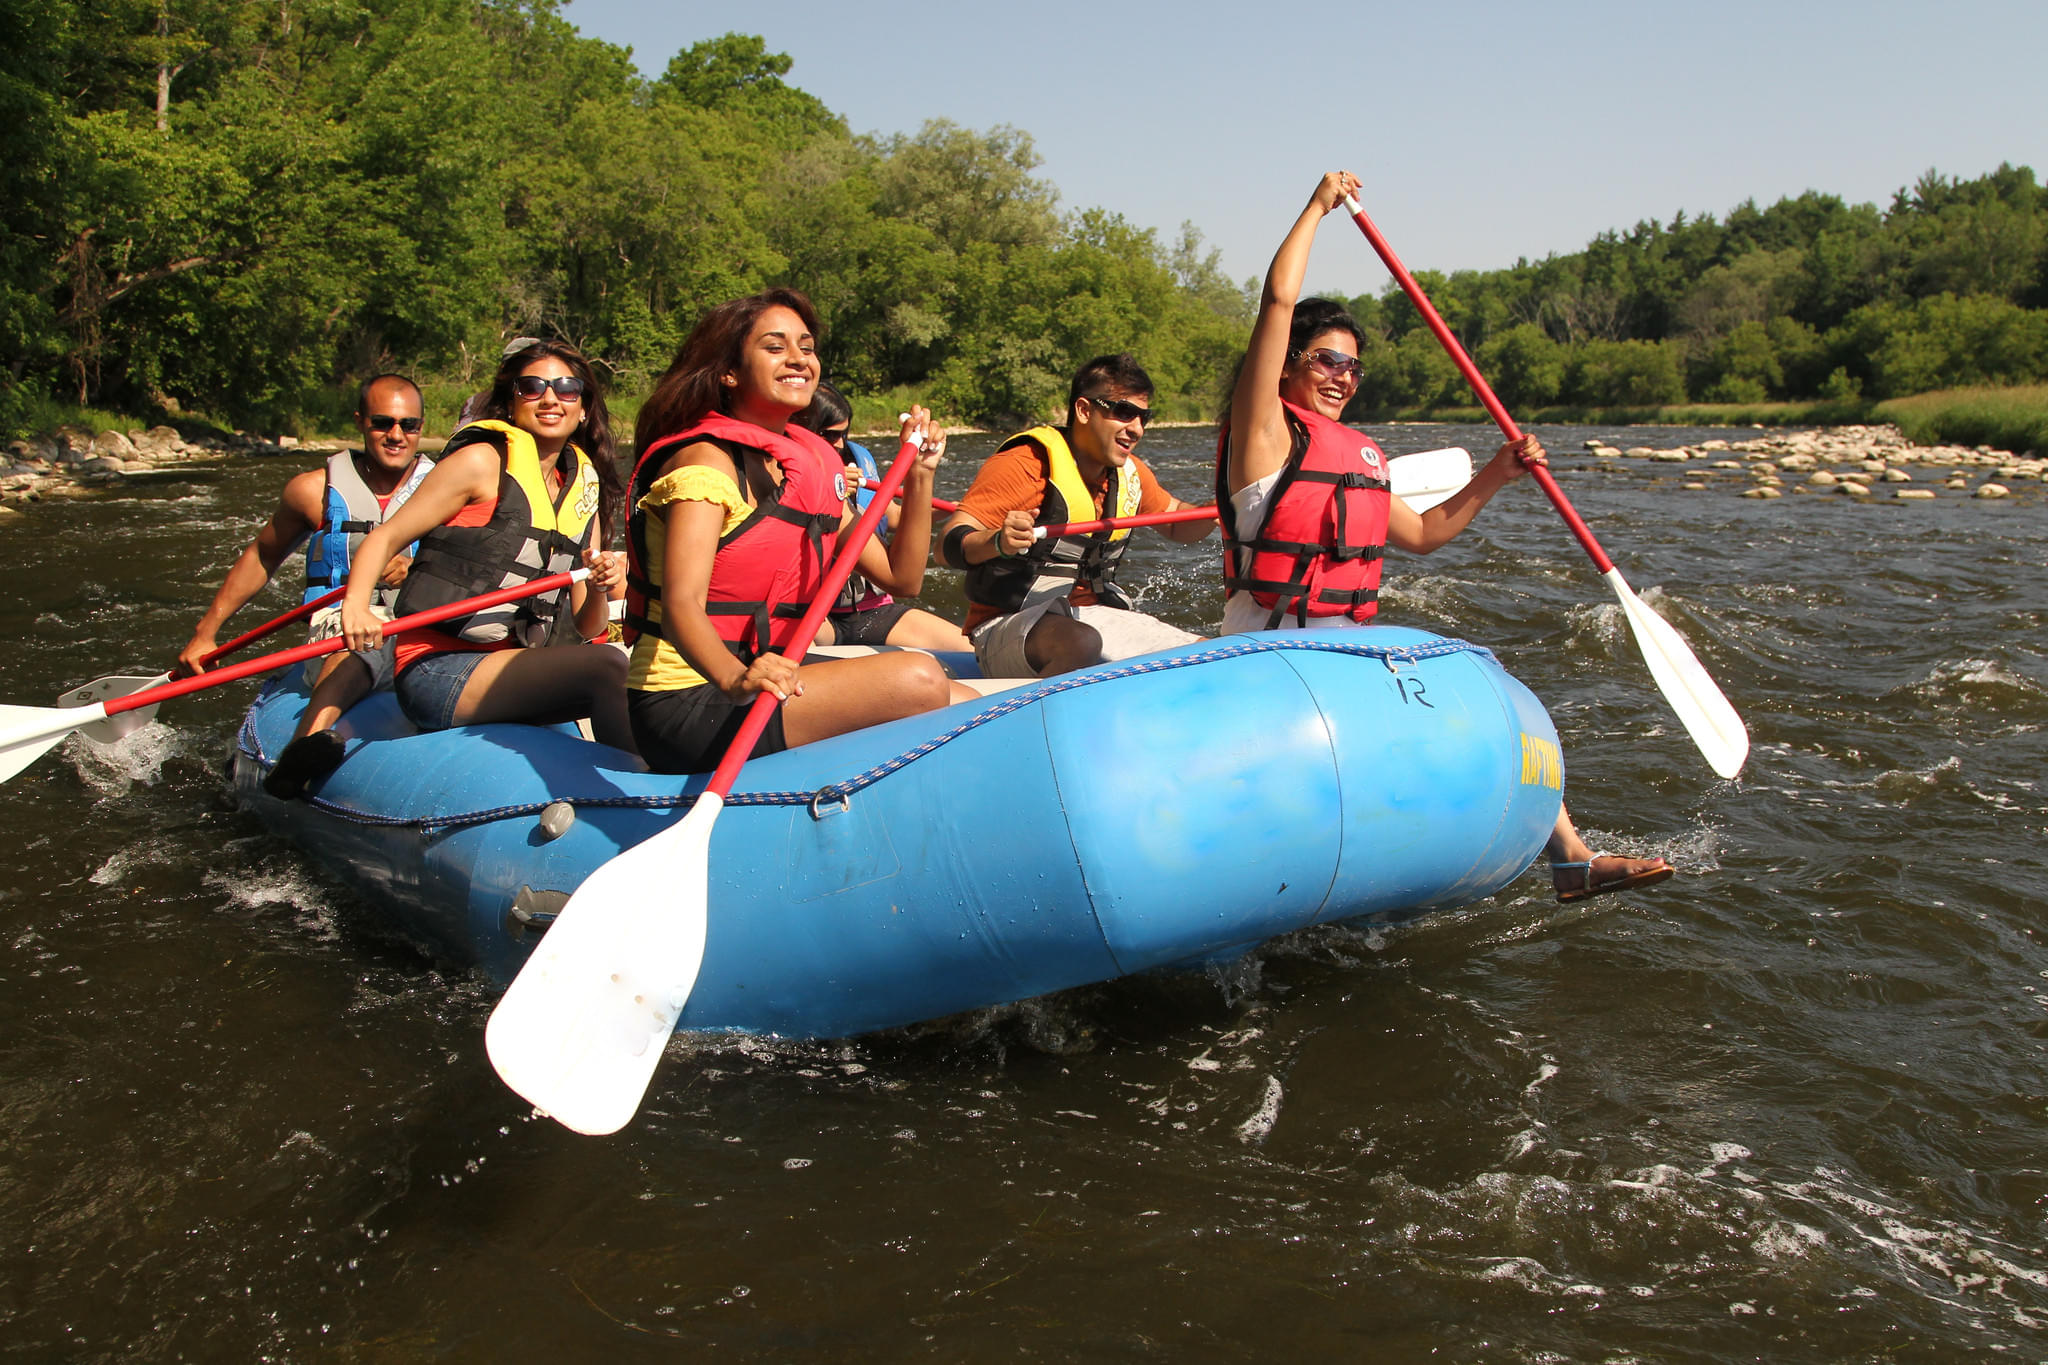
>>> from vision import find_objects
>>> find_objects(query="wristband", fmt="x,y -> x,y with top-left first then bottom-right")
995,529 -> 1018,559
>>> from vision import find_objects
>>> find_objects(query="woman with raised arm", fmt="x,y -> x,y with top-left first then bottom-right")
1217,170 -> 1672,903
622,289 -> 977,775
791,382 -> 972,653
338,341 -> 633,754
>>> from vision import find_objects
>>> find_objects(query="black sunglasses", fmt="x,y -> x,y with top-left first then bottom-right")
512,375 -> 587,401
1084,394 -> 1155,424
819,426 -> 850,446
366,415 -> 422,433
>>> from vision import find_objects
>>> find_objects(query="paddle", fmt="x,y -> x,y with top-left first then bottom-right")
1033,506 -> 1217,539
871,445 -> 1469,532
1341,194 -> 1749,781
56,586 -> 353,744
4,569 -> 590,783
485,425 -> 933,1135
861,478 -> 960,514
1388,447 -> 1473,513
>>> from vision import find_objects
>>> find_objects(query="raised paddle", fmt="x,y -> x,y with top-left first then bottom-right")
1341,193 -> 1749,781
485,425 -> 933,1135
56,586 -> 354,744
4,569 -> 591,783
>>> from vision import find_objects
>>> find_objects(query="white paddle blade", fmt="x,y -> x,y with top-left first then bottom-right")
1388,447 -> 1473,513
0,702 -> 107,782
58,673 -> 170,744
1605,569 -> 1750,780
485,793 -> 721,1135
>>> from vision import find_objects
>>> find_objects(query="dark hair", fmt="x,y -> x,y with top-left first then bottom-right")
635,289 -> 824,452
355,373 -> 421,415
1288,297 -> 1366,358
1066,353 -> 1153,425
793,380 -> 853,437
475,340 -> 623,544
1218,298 -> 1371,425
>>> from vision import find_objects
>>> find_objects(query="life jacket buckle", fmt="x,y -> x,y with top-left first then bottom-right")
808,786 -> 851,820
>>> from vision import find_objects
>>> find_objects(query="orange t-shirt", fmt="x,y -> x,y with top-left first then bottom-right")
957,441 -> 1175,631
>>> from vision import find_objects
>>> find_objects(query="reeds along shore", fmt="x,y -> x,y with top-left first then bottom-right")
1588,425 -> 2042,500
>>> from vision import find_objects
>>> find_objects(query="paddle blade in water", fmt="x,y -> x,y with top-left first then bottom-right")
1387,447 -> 1472,514
58,673 -> 170,745
1606,569 -> 1750,780
484,793 -> 721,1135
0,703 -> 108,782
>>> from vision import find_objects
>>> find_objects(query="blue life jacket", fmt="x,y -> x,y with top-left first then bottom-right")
302,449 -> 433,606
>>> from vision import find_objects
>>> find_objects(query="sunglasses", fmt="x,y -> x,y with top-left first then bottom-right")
1298,347 -> 1365,382
512,375 -> 587,401
1085,394 -> 1155,424
366,415 -> 422,433
819,426 -> 850,446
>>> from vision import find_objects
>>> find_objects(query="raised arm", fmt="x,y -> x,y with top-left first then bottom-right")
1225,170 -> 1362,497
1386,435 -> 1547,554
849,408 -> 944,595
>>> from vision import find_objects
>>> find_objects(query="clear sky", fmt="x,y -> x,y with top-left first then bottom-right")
560,0 -> 2046,298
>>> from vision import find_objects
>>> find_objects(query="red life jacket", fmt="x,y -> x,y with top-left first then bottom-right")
624,413 -> 846,662
1215,398 -> 1391,629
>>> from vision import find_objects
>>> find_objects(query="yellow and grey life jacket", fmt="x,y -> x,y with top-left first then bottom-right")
392,420 -> 602,647
964,425 -> 1141,615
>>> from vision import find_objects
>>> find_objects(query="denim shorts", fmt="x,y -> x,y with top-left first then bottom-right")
394,650 -> 490,731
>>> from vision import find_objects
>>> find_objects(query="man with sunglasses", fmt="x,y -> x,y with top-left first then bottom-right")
174,373 -> 434,795
940,353 -> 1213,678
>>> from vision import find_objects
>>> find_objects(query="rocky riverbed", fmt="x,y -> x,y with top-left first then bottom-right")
1586,423 -> 2039,500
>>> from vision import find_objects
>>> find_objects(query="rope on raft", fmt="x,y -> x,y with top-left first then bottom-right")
238,634 -> 1495,836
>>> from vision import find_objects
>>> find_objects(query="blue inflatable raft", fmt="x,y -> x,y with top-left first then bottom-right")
230,628 -> 1565,1039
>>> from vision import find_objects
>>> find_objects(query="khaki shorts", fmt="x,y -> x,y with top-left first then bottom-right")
969,598 -> 1203,678
303,605 -> 396,689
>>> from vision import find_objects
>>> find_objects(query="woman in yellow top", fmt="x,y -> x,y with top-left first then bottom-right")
623,289 -> 977,774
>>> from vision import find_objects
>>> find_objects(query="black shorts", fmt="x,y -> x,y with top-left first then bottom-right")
827,600 -> 915,647
628,684 -> 790,775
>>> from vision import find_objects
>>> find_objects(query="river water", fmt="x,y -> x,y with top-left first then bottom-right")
2,423 -> 2044,1360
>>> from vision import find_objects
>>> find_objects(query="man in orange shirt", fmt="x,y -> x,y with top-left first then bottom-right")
938,354 -> 1213,677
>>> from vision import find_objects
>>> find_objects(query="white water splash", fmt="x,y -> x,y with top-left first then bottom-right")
1235,1075 -> 1284,1145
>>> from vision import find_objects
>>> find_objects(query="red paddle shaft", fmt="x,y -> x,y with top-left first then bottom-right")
861,478 -> 959,514
201,585 -> 346,665
103,570 -> 589,719
1035,506 -> 1217,538
1341,195 -> 1616,576
704,436 -> 928,796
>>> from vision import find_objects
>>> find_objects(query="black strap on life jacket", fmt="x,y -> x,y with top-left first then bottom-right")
622,437 -> 838,662
1217,415 -> 1388,628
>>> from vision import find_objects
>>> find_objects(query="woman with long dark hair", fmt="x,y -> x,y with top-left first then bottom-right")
1218,171 -> 1672,903
338,339 -> 633,752
623,289 -> 976,774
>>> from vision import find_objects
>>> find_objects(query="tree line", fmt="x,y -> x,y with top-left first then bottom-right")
3,1 -> 2043,441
